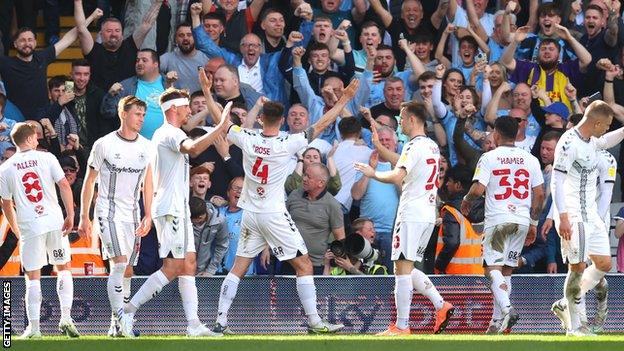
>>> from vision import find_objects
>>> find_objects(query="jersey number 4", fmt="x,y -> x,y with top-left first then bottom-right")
22,172 -> 44,203
492,168 -> 529,200
252,157 -> 269,184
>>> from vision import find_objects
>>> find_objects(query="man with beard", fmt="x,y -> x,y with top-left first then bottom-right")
516,3 -> 578,64
160,23 -> 210,94
579,3 -> 620,97
0,8 -> 101,120
101,50 -> 169,140
74,0 -> 162,91
502,25 -> 591,113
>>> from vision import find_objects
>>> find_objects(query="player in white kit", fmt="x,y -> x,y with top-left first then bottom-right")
117,87 -> 231,337
355,102 -> 454,335
549,101 -> 624,336
0,123 -> 78,338
200,68 -> 359,334
550,115 -> 617,335
78,96 -> 153,337
461,116 -> 544,334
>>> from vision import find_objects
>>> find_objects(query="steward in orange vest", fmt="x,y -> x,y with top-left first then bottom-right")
434,166 -> 484,275
0,213 -> 21,276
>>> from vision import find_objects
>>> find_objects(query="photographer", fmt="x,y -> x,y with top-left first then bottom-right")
323,218 -> 388,275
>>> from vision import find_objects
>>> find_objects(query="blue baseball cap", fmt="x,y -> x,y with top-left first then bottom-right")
542,102 -> 569,121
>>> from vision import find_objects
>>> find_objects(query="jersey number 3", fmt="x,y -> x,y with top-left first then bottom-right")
252,157 -> 269,184
22,172 -> 44,203
492,168 -> 529,200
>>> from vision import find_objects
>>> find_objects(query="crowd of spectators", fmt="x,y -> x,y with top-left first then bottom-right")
1,0 -> 624,276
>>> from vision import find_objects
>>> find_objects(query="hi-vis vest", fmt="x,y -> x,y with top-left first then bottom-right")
0,214 -> 20,276
68,233 -> 107,276
435,205 -> 484,275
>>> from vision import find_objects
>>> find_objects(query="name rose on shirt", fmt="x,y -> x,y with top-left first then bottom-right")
253,145 -> 271,155
15,159 -> 38,170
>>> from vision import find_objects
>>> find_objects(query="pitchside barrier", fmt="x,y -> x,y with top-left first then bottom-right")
4,275 -> 624,335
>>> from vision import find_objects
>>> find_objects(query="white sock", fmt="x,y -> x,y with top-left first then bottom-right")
564,270 -> 583,330
25,277 -> 41,331
395,274 -> 412,330
504,275 -> 512,305
580,265 -> 607,296
492,302 -> 502,320
123,277 -> 132,305
296,275 -> 322,327
178,276 -> 201,328
216,273 -> 240,326
411,269 -> 444,310
107,263 -> 126,315
126,270 -> 169,313
56,270 -> 73,320
489,270 -> 510,314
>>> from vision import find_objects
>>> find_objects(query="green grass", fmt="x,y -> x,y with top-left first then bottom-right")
10,334 -> 624,351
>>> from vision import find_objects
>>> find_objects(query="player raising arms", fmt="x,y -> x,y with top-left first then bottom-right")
78,96 -> 153,337
549,101 -> 624,336
0,123 -> 78,338
198,67 -> 358,334
117,87 -> 231,337
461,116 -> 544,334
355,102 -> 454,335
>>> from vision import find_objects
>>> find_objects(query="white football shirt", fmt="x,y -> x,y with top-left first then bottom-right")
88,132 -> 152,223
228,125 -> 308,213
596,149 -> 617,224
552,128 -> 601,222
151,122 -> 190,218
474,145 -> 544,227
395,136 -> 440,224
0,150 -> 65,238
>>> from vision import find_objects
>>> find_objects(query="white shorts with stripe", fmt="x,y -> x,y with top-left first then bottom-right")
391,221 -> 435,262
236,211 -> 308,261
154,215 -> 195,259
97,218 -> 141,266
20,230 -> 70,271
483,223 -> 528,267
560,220 -> 610,264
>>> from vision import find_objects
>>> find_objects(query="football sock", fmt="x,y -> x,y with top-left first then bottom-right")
489,270 -> 510,314
395,274 -> 412,330
25,277 -> 41,331
123,277 -> 132,304
216,273 -> 240,326
126,269 -> 169,313
564,270 -> 583,330
580,265 -> 606,296
56,270 -> 73,320
107,263 -> 126,316
296,275 -> 322,326
411,269 -> 444,310
178,276 -> 201,328
595,278 -> 608,305
504,275 -> 512,307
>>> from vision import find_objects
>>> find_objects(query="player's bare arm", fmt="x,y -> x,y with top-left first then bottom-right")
182,101 -> 233,157
136,164 -> 154,237
370,123 -> 399,166
198,67 -> 230,128
353,161 -> 407,185
78,166 -> 99,241
57,178 -> 75,236
526,185 -> 545,246
460,182 -> 486,216
309,79 -> 360,140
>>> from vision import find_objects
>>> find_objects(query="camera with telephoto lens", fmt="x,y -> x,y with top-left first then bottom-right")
329,234 -> 380,268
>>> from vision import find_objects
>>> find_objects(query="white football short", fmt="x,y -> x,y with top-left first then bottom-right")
391,221 -> 435,262
483,223 -> 528,267
236,211 -> 308,261
96,218 -> 141,265
154,215 -> 195,259
560,220 -> 610,265
20,230 -> 70,271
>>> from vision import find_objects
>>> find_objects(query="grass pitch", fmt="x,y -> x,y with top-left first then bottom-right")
10,334 -> 624,351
